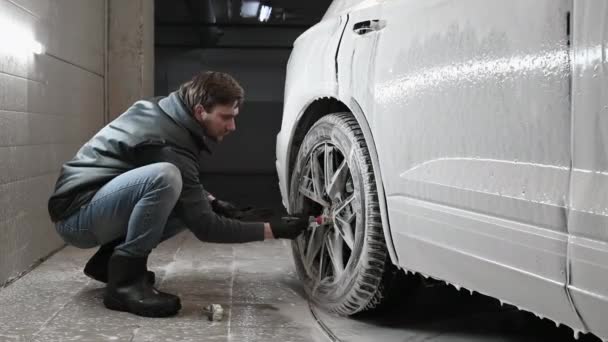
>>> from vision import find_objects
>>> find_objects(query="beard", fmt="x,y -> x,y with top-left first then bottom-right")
208,132 -> 225,143
202,125 -> 223,143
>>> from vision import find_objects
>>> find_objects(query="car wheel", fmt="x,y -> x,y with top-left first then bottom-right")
289,112 -> 397,315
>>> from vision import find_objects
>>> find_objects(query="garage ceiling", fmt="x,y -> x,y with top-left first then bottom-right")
155,0 -> 333,49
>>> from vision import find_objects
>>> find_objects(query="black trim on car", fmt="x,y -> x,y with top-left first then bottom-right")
334,14 -> 350,83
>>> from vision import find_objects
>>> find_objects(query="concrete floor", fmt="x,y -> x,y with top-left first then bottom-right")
0,175 -> 602,341
0,233 -> 321,341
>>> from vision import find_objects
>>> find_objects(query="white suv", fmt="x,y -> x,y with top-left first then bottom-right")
275,1 -> 608,340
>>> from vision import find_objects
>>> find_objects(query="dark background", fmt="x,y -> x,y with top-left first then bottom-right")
154,0 -> 333,175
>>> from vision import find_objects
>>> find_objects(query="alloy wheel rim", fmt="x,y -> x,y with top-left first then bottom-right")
295,142 -> 359,289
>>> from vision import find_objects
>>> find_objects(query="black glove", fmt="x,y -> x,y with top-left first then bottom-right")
269,214 -> 310,239
211,199 -> 240,218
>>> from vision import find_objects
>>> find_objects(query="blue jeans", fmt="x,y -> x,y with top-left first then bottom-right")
55,163 -> 186,257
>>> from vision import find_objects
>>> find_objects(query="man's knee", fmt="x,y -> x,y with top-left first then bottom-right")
151,162 -> 183,197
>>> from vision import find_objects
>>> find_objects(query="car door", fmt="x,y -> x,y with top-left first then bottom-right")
367,0 -> 584,330
334,1 -> 399,263
567,1 -> 608,339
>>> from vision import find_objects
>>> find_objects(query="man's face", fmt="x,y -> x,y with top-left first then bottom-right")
194,102 -> 238,142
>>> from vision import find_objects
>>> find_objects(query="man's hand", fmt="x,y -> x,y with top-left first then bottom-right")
268,214 -> 310,239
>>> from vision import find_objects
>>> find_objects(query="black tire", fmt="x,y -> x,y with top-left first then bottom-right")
289,112 -> 397,315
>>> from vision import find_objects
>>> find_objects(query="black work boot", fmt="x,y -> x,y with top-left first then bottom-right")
84,239 -> 155,284
103,252 -> 181,317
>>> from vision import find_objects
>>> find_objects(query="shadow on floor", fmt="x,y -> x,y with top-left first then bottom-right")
315,273 -> 601,342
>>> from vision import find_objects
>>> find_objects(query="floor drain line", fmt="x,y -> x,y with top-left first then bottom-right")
308,300 -> 342,342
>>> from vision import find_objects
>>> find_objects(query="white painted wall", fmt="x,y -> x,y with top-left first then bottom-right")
0,0 -> 105,285
108,0 -> 154,120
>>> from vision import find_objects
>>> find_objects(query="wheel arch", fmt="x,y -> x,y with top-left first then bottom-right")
286,96 -> 400,266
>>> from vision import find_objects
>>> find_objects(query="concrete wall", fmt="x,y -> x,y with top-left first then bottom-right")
155,48 -> 291,174
108,0 -> 154,119
0,0 -> 105,285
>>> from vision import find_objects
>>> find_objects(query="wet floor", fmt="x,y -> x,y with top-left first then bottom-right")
0,231 -> 601,342
0,175 -> 602,341
0,232 -> 326,341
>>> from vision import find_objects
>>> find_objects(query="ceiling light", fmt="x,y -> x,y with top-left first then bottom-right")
258,5 -> 272,22
241,1 -> 260,18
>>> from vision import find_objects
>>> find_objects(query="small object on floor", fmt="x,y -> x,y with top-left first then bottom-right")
203,304 -> 224,321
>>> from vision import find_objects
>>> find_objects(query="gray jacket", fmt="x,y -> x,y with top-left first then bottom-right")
47,92 -> 264,243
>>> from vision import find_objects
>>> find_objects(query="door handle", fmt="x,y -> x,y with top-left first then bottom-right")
353,19 -> 386,35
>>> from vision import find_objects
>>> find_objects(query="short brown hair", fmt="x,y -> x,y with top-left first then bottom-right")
178,71 -> 244,114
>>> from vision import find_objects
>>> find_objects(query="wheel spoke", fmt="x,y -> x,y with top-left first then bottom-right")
318,242 -> 327,282
299,150 -> 330,207
335,193 -> 355,215
295,233 -> 312,274
326,159 -> 349,201
323,144 -> 335,191
304,224 -> 328,272
333,194 -> 356,249
335,218 -> 355,249
325,229 -> 344,278
299,183 -> 329,207
310,150 -> 325,198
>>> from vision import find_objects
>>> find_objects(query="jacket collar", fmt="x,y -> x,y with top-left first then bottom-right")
158,91 -> 212,153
